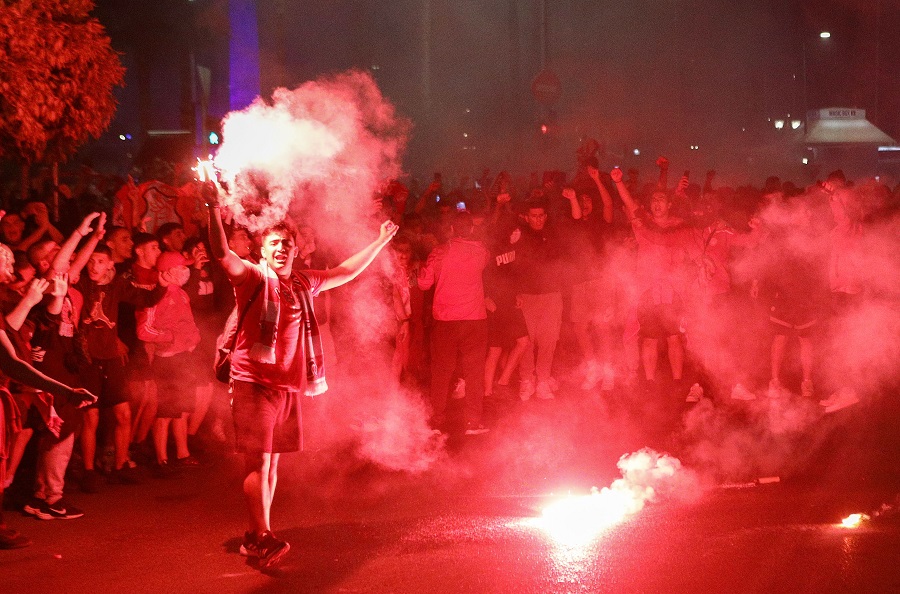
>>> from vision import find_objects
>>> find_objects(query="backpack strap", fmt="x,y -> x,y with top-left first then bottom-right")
230,280 -> 264,351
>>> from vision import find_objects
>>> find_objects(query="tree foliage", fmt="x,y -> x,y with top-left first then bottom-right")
0,0 -> 125,165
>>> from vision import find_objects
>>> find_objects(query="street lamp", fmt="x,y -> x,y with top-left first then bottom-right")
802,31 -> 832,125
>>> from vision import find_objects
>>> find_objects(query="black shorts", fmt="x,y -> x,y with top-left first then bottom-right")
487,306 -> 529,349
152,353 -> 197,418
637,291 -> 684,339
231,380 -> 302,454
80,357 -> 131,408
125,343 -> 154,381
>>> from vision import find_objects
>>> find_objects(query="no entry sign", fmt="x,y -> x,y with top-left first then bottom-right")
531,68 -> 561,106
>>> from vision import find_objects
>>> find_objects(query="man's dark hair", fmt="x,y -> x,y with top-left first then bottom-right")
105,226 -> 129,241
133,232 -> 158,250
91,244 -> 113,258
524,199 -> 549,213
451,211 -> 475,238
260,221 -> 297,243
183,236 -> 207,254
156,222 -> 183,242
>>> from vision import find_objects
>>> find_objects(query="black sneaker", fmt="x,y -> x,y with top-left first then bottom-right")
256,531 -> 290,568
173,455 -> 202,469
23,497 -> 45,518
79,469 -> 102,494
239,531 -> 259,557
0,525 -> 31,549
108,465 -> 141,485
34,498 -> 84,520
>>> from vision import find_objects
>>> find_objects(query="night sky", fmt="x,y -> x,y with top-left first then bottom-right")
90,0 -> 899,180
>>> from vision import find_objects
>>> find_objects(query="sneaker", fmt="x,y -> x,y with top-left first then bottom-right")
451,379 -> 466,400
23,497 -> 45,518
256,531 -> 290,568
173,455 -> 202,469
731,383 -> 756,401
822,387 -> 860,414
108,465 -> 141,485
239,531 -> 259,557
535,381 -> 555,400
79,469 -> 102,494
0,525 -> 31,549
464,422 -> 490,436
33,498 -> 84,520
685,383 -> 704,403
801,379 -> 814,399
519,378 -> 535,401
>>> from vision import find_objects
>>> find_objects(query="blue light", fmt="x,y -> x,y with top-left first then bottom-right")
208,131 -> 220,145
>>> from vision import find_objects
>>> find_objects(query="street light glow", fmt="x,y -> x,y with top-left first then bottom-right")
774,120 -> 785,130
820,31 -> 831,39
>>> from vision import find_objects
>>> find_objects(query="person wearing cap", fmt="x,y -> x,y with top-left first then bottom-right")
137,251 -> 202,475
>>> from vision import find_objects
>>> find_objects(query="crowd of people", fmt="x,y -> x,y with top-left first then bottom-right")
0,146 -> 897,561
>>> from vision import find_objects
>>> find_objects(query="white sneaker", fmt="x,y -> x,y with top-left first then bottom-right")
822,387 -> 859,413
731,383 -> 756,401
452,379 -> 466,400
519,379 -> 535,401
685,383 -> 704,403
535,381 -> 555,400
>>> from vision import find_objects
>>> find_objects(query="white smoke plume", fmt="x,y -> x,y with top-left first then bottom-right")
214,69 -> 409,236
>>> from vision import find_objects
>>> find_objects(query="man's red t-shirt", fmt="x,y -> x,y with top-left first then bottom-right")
229,264 -> 326,392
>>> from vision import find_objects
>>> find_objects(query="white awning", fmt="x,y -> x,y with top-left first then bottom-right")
804,108 -> 896,145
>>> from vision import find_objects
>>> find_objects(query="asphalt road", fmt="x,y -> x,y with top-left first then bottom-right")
4,384 -> 900,594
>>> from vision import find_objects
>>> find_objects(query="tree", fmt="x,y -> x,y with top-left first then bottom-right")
0,0 -> 124,201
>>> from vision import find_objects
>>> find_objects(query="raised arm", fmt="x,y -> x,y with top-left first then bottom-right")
51,212 -> 104,278
204,182 -> 250,285
610,167 -> 640,220
588,166 -> 614,224
656,156 -> 669,191
562,188 -> 582,220
321,220 -> 399,291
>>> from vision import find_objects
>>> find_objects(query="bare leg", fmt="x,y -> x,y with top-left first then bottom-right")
172,414 -> 190,459
244,453 -> 272,535
132,380 -> 157,444
112,402 -> 132,470
81,408 -> 99,471
798,336 -> 814,383
499,336 -> 530,385
152,418 -> 170,463
667,334 -> 684,381
188,383 -> 213,436
5,428 -> 33,485
771,334 -> 788,384
484,346 -> 502,396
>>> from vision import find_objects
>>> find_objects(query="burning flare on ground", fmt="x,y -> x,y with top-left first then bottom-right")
531,449 -> 694,547
840,513 -> 869,529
